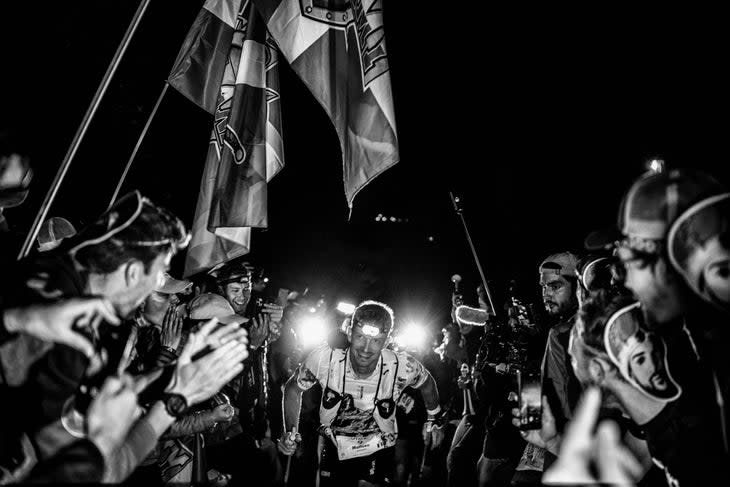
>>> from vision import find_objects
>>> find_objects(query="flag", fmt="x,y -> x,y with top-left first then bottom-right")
168,0 -> 284,277
251,0 -> 399,211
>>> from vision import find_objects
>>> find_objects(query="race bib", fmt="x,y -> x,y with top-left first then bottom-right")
334,432 -> 394,461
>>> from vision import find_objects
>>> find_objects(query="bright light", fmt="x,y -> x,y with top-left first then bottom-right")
394,322 -> 428,350
298,316 -> 328,348
336,302 -> 356,315
648,158 -> 665,173
390,216 -> 396,222
309,307 -> 317,313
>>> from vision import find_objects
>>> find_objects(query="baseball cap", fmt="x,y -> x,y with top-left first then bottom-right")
539,252 -> 578,278
156,272 -> 193,295
586,169 -> 725,251
188,293 -> 246,325
37,217 -> 77,251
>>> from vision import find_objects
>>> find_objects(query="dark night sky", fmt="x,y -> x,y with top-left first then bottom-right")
2,2 -> 728,331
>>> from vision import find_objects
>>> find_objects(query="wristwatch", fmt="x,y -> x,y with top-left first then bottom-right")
162,393 -> 189,418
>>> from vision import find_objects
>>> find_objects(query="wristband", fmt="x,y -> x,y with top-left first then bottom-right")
426,405 -> 441,417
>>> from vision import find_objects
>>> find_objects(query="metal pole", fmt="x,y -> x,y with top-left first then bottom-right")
449,192 -> 497,315
107,82 -> 169,209
17,0 -> 153,260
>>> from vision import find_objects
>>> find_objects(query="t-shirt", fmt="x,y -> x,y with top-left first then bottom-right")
297,345 -> 428,459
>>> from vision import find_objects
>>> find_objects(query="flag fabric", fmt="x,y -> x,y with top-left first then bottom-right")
251,0 -> 399,210
169,0 -> 284,277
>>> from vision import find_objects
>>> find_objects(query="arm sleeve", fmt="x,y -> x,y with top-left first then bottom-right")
101,411 -> 161,483
401,352 -> 429,389
163,410 -> 218,439
295,345 -> 329,391
24,439 -> 104,483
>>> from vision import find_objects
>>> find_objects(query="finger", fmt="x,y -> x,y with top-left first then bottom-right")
87,298 -> 121,326
511,407 -> 520,418
207,323 -> 241,345
60,331 -> 95,359
596,421 -> 641,483
99,376 -> 124,397
561,387 -> 601,457
512,418 -> 521,428
197,318 -> 219,340
542,395 -> 555,424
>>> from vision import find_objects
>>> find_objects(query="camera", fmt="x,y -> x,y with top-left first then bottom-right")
516,370 -> 542,430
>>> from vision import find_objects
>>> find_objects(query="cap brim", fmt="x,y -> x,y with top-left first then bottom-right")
219,314 -> 247,326
584,227 -> 623,251
157,278 -> 193,295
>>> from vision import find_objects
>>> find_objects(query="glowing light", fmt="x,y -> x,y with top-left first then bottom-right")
263,277 -> 269,283
308,307 -> 317,313
390,216 -> 396,222
298,316 -> 328,348
336,302 -> 356,315
375,216 -> 381,221
648,158 -> 665,173
394,322 -> 428,350
360,324 -> 382,337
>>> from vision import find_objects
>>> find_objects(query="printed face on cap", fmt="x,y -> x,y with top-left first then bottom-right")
349,321 -> 388,370
686,235 -> 730,308
627,332 -> 671,394
224,280 -> 252,315
540,273 -> 576,316
604,304 -> 681,402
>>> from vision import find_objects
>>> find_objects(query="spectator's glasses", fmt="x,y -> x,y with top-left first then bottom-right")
610,245 -> 659,283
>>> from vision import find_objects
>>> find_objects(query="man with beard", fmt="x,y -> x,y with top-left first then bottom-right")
278,301 -> 445,487
538,252 -> 581,432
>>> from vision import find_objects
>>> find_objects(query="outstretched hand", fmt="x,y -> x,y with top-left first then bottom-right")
3,297 -> 120,358
511,395 -> 560,454
542,388 -> 643,485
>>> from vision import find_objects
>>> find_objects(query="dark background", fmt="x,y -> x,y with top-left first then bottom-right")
2,2 -> 728,331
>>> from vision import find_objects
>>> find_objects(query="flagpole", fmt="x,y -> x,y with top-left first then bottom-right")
107,82 -> 169,209
17,0 -> 153,260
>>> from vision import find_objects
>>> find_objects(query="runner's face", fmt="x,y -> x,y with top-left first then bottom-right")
350,322 -> 388,370
225,281 -> 251,314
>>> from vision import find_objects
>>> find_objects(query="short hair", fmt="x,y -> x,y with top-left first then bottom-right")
576,291 -> 636,358
352,300 -> 394,335
71,192 -> 188,274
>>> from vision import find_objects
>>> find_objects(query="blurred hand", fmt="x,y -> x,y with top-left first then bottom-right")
249,313 -> 270,349
87,375 -> 141,458
169,319 -> 248,406
277,430 -> 301,456
3,297 -> 120,358
511,395 -> 559,454
495,363 -> 508,374
262,303 -> 283,323
421,422 -> 446,450
542,388 -> 643,485
211,403 -> 235,422
160,305 -> 183,350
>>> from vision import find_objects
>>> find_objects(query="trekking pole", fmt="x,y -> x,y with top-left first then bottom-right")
283,427 -> 297,485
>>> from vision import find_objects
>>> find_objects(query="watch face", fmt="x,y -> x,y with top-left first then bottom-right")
167,394 -> 187,416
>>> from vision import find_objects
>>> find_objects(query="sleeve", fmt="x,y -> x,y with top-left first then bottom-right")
295,345 -> 330,391
400,351 -> 429,389
101,413 -> 160,483
163,410 -> 218,439
24,439 -> 104,483
541,327 -> 571,431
